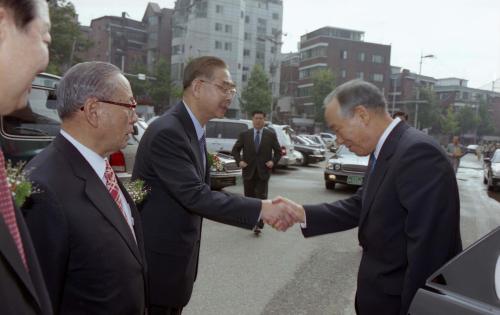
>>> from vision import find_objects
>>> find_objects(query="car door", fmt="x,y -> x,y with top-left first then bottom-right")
409,227 -> 500,314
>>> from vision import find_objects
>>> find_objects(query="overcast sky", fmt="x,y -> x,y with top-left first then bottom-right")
70,0 -> 500,89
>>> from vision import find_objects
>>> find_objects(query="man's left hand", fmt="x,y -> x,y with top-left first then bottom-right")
265,161 -> 274,168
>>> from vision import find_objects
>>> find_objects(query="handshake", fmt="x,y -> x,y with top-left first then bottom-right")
260,196 -> 305,231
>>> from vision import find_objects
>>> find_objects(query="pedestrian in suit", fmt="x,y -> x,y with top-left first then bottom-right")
0,0 -> 53,314
22,62 -> 147,315
274,79 -> 462,315
232,110 -> 281,234
132,56 -> 299,315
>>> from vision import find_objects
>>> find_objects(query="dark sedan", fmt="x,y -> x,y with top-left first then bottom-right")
324,145 -> 369,189
291,135 -> 325,166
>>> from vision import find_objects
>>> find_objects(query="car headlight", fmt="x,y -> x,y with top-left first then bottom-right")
313,149 -> 321,155
327,162 -> 334,170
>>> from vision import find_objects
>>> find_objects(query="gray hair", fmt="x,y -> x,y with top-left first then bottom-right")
56,61 -> 124,119
324,79 -> 387,117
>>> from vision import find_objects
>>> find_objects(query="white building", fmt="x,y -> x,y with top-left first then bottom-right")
171,0 -> 283,117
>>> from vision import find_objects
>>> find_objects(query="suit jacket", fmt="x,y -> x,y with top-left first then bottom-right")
132,101 -> 262,308
0,206 -> 53,315
302,122 -> 462,315
231,127 -> 281,180
22,135 -> 147,315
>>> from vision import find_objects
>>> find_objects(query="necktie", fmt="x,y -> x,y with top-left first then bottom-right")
254,130 -> 261,151
199,133 -> 206,169
0,151 -> 27,270
104,160 -> 135,237
369,153 -> 377,175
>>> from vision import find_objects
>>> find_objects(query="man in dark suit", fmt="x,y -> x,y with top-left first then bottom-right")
0,0 -> 53,314
274,79 -> 462,315
22,62 -> 147,315
132,56 -> 299,315
232,110 -> 281,234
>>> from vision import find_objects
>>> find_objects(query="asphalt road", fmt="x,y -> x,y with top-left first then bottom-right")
183,153 -> 500,315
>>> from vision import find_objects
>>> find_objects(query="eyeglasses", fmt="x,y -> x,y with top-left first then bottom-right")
81,97 -> 138,118
199,79 -> 237,97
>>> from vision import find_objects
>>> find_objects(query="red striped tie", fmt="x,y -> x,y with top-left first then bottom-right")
0,151 -> 27,270
104,160 -> 135,239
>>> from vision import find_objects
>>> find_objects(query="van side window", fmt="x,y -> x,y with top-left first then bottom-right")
206,121 -> 219,138
2,87 -> 61,137
222,122 -> 247,139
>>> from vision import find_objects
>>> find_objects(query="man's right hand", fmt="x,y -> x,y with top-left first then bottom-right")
239,161 -> 248,168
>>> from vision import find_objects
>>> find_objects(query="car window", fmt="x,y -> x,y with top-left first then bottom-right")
492,151 -> 500,163
337,145 -> 355,156
2,87 -> 61,138
222,122 -> 248,139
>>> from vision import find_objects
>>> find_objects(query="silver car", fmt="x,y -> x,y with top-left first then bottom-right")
324,145 -> 369,189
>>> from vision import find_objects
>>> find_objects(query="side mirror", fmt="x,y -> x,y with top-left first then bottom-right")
133,124 -> 139,136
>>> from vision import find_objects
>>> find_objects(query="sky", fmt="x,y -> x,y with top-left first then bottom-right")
70,0 -> 500,89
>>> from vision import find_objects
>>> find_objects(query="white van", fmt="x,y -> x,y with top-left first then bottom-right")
206,118 -> 253,154
266,124 -> 298,167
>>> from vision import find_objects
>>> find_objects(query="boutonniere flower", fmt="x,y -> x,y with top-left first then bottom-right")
6,161 -> 39,208
124,179 -> 149,204
207,153 -> 224,172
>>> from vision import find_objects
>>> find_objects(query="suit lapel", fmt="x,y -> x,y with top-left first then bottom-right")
0,209 -> 39,307
53,135 -> 143,266
174,102 -> 206,180
359,122 -> 409,229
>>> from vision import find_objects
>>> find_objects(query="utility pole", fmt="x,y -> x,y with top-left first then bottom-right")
415,53 -> 435,128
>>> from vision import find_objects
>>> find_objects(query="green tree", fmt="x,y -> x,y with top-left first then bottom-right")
441,107 -> 460,136
477,101 -> 495,136
417,88 -> 442,132
148,58 -> 172,113
311,69 -> 335,122
457,106 -> 479,135
48,0 -> 91,74
240,64 -> 272,116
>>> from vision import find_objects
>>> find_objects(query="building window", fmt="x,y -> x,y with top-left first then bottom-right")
242,74 -> 247,82
215,23 -> 222,31
241,11 -> 244,18
270,46 -> 276,54
216,4 -> 223,14
356,72 -> 364,79
272,12 -> 280,20
245,15 -> 250,23
300,46 -> 327,60
372,54 -> 384,63
215,41 -> 222,49
298,86 -> 312,97
243,49 -> 250,56
340,69 -> 347,78
372,73 -> 384,82
358,52 -> 365,62
341,50 -> 348,60
195,1 -> 208,18
224,42 -> 232,51
225,24 -> 232,33
244,32 -> 251,40
172,45 -> 184,55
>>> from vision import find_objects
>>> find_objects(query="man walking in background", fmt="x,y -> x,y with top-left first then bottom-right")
447,135 -> 465,173
232,110 -> 281,235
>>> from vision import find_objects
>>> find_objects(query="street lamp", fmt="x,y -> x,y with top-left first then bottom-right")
415,53 -> 435,128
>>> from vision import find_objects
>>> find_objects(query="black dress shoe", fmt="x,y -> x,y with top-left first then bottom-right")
253,227 -> 261,235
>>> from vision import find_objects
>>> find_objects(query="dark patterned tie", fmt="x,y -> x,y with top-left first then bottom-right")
0,151 -> 27,270
254,130 -> 261,152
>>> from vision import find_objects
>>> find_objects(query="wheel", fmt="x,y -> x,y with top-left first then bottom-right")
488,184 -> 494,192
325,181 -> 335,190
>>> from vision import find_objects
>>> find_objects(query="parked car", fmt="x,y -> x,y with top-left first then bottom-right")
324,145 -> 369,189
291,150 -> 304,166
208,152 -> 242,190
267,124 -> 298,167
301,134 -> 328,151
291,135 -> 325,166
320,132 -> 337,150
483,149 -> 500,191
408,226 -> 500,314
206,118 -> 253,154
466,144 -> 479,154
